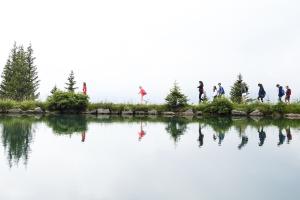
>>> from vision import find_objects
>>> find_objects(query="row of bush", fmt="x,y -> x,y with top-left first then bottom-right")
1,92 -> 300,115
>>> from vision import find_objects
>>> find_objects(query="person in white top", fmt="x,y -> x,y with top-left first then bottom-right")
213,86 -> 218,100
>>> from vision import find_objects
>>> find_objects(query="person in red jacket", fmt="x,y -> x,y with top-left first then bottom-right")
83,82 -> 87,95
138,86 -> 147,104
285,86 -> 291,104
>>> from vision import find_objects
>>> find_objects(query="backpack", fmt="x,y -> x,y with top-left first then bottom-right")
220,87 -> 225,95
279,87 -> 285,97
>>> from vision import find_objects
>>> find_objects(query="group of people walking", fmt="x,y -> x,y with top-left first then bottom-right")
82,82 -> 292,104
198,81 -> 292,103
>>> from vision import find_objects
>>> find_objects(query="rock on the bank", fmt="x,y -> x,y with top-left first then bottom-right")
232,110 -> 247,116
34,107 -> 44,114
148,110 -> 158,115
162,111 -> 176,116
8,108 -> 23,114
285,113 -> 300,119
181,109 -> 194,116
249,109 -> 264,116
122,110 -> 133,115
97,109 -> 110,115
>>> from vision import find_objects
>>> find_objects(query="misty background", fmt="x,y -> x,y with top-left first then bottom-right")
0,0 -> 299,103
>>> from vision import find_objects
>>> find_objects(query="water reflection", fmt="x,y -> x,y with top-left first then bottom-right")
0,115 -> 299,168
0,116 -> 34,167
165,118 -> 188,143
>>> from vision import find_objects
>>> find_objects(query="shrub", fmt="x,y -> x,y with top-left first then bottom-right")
0,99 -> 15,112
18,100 -> 37,111
203,97 -> 233,115
46,91 -> 89,113
165,82 -> 188,110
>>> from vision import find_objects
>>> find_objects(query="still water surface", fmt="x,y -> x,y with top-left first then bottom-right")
0,115 -> 299,200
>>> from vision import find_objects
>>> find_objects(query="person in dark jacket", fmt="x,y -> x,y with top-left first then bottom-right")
276,84 -> 285,102
257,83 -> 266,102
197,81 -> 204,103
285,86 -> 292,104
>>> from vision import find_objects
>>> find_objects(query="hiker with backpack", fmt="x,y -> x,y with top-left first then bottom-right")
138,86 -> 147,104
276,84 -> 285,102
285,86 -> 292,104
257,83 -> 266,102
218,83 -> 225,97
197,81 -> 204,103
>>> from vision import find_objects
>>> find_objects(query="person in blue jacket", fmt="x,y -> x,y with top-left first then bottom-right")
276,84 -> 285,102
257,83 -> 266,102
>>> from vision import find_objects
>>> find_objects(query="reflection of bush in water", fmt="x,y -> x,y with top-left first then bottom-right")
165,118 -> 188,143
46,115 -> 88,135
200,117 -> 232,134
0,116 -> 35,167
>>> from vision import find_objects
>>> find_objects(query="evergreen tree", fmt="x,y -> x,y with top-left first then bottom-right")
51,85 -> 58,94
0,43 -> 40,101
165,81 -> 188,109
230,74 -> 249,103
65,70 -> 78,92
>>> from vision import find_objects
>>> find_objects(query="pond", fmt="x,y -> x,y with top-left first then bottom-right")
0,115 -> 299,200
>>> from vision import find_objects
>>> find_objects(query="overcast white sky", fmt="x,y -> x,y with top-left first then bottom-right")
0,0 -> 299,103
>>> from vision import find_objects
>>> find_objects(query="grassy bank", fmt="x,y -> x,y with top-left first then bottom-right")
1,98 -> 300,116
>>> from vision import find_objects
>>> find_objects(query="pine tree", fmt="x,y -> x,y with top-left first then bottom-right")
165,81 -> 188,109
65,70 -> 78,92
0,43 -> 40,101
25,44 -> 40,99
51,85 -> 58,94
230,74 -> 249,103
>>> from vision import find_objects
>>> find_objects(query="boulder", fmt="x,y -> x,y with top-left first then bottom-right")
34,107 -> 44,114
285,113 -> 300,119
162,111 -> 176,116
122,110 -> 133,115
85,109 -> 97,114
111,111 -> 121,115
232,110 -> 247,116
8,108 -> 23,114
148,110 -> 158,115
97,109 -> 110,115
181,109 -> 194,116
249,109 -> 264,116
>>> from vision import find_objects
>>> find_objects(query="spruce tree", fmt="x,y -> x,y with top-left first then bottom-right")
165,81 -> 188,109
51,85 -> 58,94
65,70 -> 78,92
0,43 -> 39,101
230,74 -> 249,103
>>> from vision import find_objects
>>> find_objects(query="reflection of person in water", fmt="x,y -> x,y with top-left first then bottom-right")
198,125 -> 204,148
81,132 -> 86,142
278,128 -> 286,146
238,135 -> 248,150
217,132 -> 225,146
138,122 -> 146,141
286,127 -> 292,144
258,127 -> 266,146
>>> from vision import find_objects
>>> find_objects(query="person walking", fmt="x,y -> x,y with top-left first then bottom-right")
218,83 -> 225,97
213,86 -> 218,100
197,81 -> 204,103
139,86 -> 147,104
285,86 -> 292,104
83,82 -> 87,95
276,84 -> 285,102
257,83 -> 266,102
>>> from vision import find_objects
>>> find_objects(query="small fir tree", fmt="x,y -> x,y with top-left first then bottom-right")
230,74 -> 249,103
51,85 -> 58,94
65,71 -> 78,92
165,81 -> 188,109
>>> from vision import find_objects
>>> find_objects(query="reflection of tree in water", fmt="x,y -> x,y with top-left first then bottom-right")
46,115 -> 88,135
165,118 -> 188,143
1,117 -> 35,167
235,123 -> 248,150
